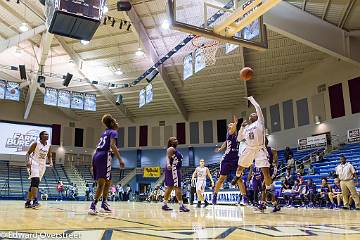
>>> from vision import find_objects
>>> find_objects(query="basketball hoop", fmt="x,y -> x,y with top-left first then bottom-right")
192,36 -> 219,66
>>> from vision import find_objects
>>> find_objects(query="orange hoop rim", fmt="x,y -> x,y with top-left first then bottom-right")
191,35 -> 219,48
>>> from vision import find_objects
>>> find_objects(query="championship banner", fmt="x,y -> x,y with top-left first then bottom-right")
143,167 -> 161,178
0,121 -> 52,155
297,134 -> 327,150
348,128 -> 360,143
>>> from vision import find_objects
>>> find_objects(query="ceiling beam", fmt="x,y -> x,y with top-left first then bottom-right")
338,0 -> 356,29
0,24 -> 46,53
24,31 -> 54,119
264,1 -> 360,66
127,8 -> 188,120
322,0 -> 331,20
56,36 -> 134,122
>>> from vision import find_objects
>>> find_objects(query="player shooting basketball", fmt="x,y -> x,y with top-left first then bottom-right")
231,96 -> 278,211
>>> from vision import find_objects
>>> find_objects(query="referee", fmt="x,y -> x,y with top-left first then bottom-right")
335,155 -> 360,210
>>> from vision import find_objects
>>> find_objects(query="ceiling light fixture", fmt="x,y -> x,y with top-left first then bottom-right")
114,69 -> 123,75
161,20 -> 170,29
103,6 -> 109,13
135,48 -> 144,56
19,23 -> 29,32
80,40 -> 90,45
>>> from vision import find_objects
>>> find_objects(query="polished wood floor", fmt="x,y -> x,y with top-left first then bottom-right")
0,201 -> 360,239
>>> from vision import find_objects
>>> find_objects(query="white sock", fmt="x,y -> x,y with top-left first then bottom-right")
236,173 -> 241,177
179,201 -> 183,207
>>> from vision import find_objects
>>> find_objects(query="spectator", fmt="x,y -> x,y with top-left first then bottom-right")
296,161 -> 305,175
284,147 -> 293,162
287,155 -> 295,174
319,177 -> 333,208
117,184 -> 124,201
281,179 -> 292,206
111,185 -> 117,201
285,167 -> 294,186
304,179 -> 317,207
329,177 -> 342,208
85,184 -> 91,201
296,172 -> 304,185
56,181 -> 64,201
335,155 -> 360,210
40,188 -> 48,201
124,184 -> 132,201
290,179 -> 302,206
308,165 -> 315,175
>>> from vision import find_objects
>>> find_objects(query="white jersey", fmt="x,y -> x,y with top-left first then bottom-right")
195,166 -> 208,181
29,141 -> 50,179
242,120 -> 265,148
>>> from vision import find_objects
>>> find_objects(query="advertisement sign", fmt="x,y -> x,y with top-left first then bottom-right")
195,190 -> 241,205
143,167 -> 161,178
297,134 -> 327,150
0,122 -> 52,155
348,128 -> 360,143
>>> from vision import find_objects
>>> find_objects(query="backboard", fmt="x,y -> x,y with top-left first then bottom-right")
167,0 -> 280,50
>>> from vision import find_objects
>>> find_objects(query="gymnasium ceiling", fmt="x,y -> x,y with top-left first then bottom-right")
0,0 -> 359,122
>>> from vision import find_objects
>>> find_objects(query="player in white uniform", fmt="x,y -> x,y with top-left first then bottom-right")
191,159 -> 214,208
25,131 -> 53,209
231,96 -> 273,203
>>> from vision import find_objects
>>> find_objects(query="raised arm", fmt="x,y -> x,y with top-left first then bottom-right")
271,148 -> 278,178
215,141 -> 227,153
248,96 -> 264,125
206,167 -> 214,187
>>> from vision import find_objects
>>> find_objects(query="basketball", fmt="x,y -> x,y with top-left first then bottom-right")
240,67 -> 253,81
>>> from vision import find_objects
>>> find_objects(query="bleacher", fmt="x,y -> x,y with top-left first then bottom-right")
0,161 -> 72,200
303,143 -> 360,185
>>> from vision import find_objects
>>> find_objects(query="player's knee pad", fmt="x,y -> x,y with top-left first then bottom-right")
31,177 -> 40,188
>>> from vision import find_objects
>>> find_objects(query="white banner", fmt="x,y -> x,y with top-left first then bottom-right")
0,122 -> 52,155
348,128 -> 360,143
195,190 -> 240,205
297,134 -> 327,150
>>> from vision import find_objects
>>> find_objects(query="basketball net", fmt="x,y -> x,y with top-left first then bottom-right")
192,36 -> 219,66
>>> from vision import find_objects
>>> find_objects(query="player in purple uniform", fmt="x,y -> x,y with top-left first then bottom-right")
247,161 -> 263,207
89,114 -> 125,215
212,116 -> 246,205
162,137 -> 190,212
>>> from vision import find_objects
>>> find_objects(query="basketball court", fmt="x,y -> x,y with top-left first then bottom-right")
1,0 -> 360,240
1,201 -> 360,239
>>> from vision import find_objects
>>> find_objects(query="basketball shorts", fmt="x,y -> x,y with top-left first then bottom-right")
238,147 -> 270,168
29,159 -> 46,180
196,180 -> 206,194
93,151 -> 112,180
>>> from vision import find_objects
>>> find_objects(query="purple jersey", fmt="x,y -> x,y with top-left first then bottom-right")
96,129 -> 118,152
321,185 -> 331,193
169,149 -> 183,169
164,148 -> 183,187
252,164 -> 263,180
333,184 -> 341,192
222,133 -> 239,162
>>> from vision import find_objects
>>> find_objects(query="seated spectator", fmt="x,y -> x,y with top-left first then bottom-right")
296,172 -> 304,185
303,179 -> 317,207
329,177 -> 342,208
40,188 -> 48,201
290,179 -> 303,207
111,185 -> 117,201
281,179 -> 292,206
320,177 -> 333,208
